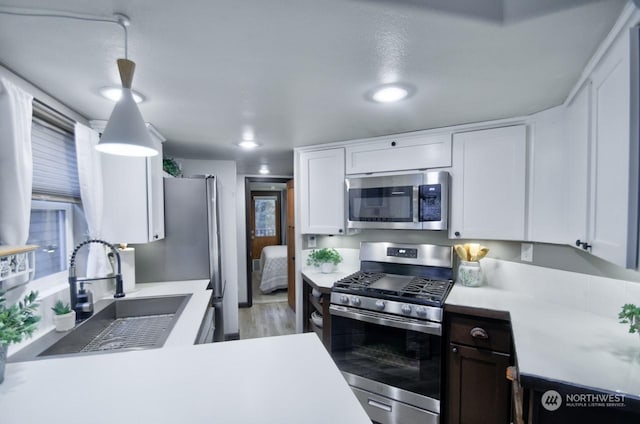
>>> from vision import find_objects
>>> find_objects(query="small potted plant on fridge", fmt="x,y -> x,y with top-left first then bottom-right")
0,290 -> 40,383
307,248 -> 342,273
51,299 -> 75,332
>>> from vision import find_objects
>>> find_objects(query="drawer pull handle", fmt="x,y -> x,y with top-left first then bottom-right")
368,399 -> 392,412
470,327 -> 489,339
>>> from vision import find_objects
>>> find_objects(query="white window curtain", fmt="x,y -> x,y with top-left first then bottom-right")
74,123 -> 109,277
0,77 -> 33,245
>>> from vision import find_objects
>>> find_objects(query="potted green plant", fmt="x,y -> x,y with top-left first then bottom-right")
306,248 -> 342,273
51,299 -> 75,332
619,303 -> 640,338
0,291 -> 40,384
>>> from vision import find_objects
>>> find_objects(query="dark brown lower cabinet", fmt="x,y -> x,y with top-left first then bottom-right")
447,343 -> 511,424
445,311 -> 513,424
302,276 -> 331,350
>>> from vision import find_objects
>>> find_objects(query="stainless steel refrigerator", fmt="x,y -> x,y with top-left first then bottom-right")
133,176 -> 224,342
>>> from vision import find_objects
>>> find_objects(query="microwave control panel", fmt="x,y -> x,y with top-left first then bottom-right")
419,184 -> 442,222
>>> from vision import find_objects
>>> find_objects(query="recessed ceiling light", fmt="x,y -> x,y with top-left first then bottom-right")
100,86 -> 145,103
238,140 -> 259,149
259,165 -> 270,175
367,83 -> 414,103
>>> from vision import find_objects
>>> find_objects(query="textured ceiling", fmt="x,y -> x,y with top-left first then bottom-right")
0,0 -> 628,175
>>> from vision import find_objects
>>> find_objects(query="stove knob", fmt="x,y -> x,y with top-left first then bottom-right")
340,295 -> 349,304
351,297 -> 361,306
401,304 -> 412,315
375,300 -> 386,310
416,306 -> 427,317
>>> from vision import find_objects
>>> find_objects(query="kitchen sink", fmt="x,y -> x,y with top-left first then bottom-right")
9,294 -> 191,362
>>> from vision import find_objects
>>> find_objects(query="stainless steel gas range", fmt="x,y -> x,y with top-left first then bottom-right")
330,242 -> 454,424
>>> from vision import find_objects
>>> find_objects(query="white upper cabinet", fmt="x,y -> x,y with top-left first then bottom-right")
299,148 -> 346,235
585,31 -> 637,268
450,125 -> 527,241
563,82 -> 591,247
528,106 -> 570,244
345,133 -> 451,175
101,133 -> 165,244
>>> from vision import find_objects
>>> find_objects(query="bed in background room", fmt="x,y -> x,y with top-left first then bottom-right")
259,245 -> 288,293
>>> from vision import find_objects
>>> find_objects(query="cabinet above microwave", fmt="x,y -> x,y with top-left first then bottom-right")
346,171 -> 449,231
345,133 -> 452,175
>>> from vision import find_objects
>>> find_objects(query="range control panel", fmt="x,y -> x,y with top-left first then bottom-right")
386,247 -> 418,259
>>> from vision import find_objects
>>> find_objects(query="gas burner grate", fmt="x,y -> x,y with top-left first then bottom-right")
402,278 -> 452,303
333,271 -> 385,291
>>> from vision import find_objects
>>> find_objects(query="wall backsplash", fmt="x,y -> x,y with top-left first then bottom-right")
310,230 -> 640,284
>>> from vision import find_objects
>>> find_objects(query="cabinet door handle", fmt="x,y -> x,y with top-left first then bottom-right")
454,231 -> 461,237
470,327 -> 489,339
452,346 -> 458,353
368,399 -> 392,412
575,239 -> 592,251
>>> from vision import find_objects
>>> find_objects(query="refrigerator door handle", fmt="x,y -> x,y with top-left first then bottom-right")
205,176 -> 224,342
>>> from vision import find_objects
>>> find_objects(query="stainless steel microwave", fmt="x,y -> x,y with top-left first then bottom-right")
345,171 -> 449,230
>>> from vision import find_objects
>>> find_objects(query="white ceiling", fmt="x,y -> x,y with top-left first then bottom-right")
0,0 -> 628,175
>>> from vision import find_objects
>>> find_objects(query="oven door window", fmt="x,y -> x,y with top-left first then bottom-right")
331,314 -> 441,400
349,186 -> 413,222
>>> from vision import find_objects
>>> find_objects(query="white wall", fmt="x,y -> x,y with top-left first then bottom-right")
178,159 -> 239,337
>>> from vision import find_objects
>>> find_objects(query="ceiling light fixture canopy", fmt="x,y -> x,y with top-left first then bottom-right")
96,14 -> 157,157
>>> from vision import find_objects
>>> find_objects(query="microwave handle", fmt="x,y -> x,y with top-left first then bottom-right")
329,305 -> 442,336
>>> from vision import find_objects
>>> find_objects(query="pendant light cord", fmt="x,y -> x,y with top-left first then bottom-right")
0,7 -> 129,58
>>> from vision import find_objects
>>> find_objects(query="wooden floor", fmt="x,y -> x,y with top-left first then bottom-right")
239,271 -> 296,340
239,301 -> 296,340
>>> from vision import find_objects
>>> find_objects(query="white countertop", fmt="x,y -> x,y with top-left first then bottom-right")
301,248 -> 360,290
301,268 -> 359,290
446,283 -> 640,398
3,279 -> 370,423
0,333 -> 370,424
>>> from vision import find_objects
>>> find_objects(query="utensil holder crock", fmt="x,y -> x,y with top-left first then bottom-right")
458,261 -> 483,287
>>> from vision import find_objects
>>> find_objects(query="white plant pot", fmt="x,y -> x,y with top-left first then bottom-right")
320,263 -> 334,274
53,310 -> 76,332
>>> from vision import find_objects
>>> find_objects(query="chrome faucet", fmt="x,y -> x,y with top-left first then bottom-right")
68,239 -> 125,320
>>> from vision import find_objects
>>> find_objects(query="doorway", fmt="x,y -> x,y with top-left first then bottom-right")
244,177 -> 293,308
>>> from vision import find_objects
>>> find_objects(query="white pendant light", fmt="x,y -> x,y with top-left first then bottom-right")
96,59 -> 158,157
96,14 -> 157,157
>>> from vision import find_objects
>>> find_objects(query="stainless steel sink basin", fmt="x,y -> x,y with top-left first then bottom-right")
9,294 -> 191,362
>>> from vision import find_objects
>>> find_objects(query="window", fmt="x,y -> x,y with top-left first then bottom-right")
27,201 -> 73,279
254,196 -> 277,237
27,118 -> 80,281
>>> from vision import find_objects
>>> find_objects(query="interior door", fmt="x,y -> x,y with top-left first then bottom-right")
286,180 -> 295,311
250,191 -> 282,260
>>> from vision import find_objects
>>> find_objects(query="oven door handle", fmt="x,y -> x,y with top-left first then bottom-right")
329,305 -> 442,336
